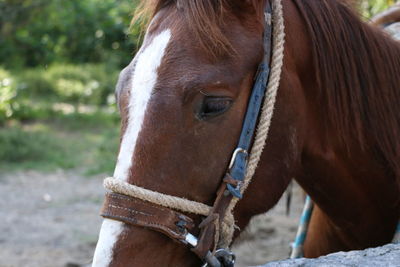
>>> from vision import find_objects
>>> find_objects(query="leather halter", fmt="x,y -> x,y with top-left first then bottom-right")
101,2 -> 274,266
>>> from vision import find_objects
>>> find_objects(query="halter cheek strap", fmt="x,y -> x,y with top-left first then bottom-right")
227,2 -> 273,198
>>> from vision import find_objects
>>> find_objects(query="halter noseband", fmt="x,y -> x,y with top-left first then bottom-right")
101,1 -> 275,266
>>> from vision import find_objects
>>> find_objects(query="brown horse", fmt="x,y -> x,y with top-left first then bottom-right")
92,0 -> 400,266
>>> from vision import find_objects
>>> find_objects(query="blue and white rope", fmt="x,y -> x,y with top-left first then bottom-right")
393,222 -> 400,243
290,196 -> 400,258
290,196 -> 314,259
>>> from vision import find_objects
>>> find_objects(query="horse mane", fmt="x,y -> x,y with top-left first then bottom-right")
293,0 -> 400,178
132,0 -> 265,57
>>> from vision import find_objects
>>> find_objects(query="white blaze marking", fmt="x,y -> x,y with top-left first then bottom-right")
92,219 -> 124,267
115,29 -> 172,182
92,29 -> 172,267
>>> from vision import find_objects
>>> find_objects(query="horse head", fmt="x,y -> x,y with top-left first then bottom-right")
92,0 -> 307,266
93,0 -> 400,265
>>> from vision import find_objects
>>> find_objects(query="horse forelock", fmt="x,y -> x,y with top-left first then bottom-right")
132,0 -> 266,58
294,0 -> 400,180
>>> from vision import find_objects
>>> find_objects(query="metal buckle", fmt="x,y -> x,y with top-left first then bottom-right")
227,148 -> 248,198
202,249 -> 236,267
228,148 -> 248,170
183,233 -> 235,267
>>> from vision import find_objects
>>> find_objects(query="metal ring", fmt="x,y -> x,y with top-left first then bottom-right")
215,249 -> 236,267
202,249 -> 236,267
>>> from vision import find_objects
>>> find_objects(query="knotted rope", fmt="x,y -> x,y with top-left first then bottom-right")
104,0 -> 285,250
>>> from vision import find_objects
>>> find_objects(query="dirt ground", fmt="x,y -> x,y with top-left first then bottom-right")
0,170 -> 304,267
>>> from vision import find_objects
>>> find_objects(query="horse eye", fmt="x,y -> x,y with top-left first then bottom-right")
199,97 -> 232,120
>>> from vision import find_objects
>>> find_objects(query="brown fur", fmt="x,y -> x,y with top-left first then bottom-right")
293,0 -> 400,187
132,0 -> 267,57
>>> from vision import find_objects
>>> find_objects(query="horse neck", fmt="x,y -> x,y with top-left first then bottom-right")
290,0 -> 400,255
296,117 -> 400,255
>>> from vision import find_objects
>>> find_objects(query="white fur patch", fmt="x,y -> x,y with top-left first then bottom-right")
114,29 -> 171,182
92,219 -> 124,267
92,29 -> 172,267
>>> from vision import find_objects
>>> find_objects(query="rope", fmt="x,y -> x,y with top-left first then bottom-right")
394,223 -> 400,243
104,177 -> 211,216
104,177 -> 233,235
290,196 -> 314,258
103,0 -> 285,250
219,0 -> 286,247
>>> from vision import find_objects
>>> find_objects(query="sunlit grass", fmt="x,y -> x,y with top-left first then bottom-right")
0,111 -> 120,175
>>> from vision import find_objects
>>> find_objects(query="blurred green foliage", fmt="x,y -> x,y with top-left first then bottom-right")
0,64 -> 119,123
0,68 -> 16,122
0,0 -> 133,173
360,0 -> 399,17
0,0 -> 140,69
0,114 -> 119,172
0,125 -> 73,168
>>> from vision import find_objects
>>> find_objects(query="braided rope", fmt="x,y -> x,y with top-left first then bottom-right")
104,177 -> 211,216
103,0 -> 285,250
220,0 -> 286,247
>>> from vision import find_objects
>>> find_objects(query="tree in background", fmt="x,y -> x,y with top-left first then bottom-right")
360,0 -> 399,17
0,0 -> 144,123
0,0 -> 140,69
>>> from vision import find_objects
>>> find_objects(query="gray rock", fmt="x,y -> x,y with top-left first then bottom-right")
259,243 -> 400,267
